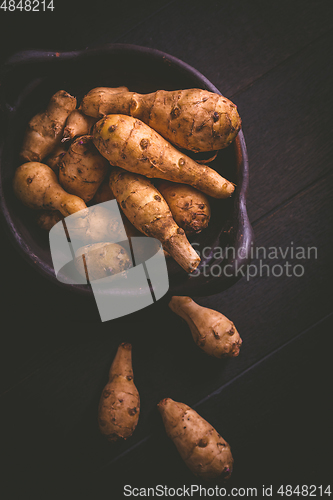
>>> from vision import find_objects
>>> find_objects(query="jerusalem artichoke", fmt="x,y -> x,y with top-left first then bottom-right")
62,109 -> 97,142
82,88 -> 241,152
93,114 -> 235,199
20,90 -> 77,162
59,135 -> 109,202
157,181 -> 211,235
98,343 -> 140,442
169,296 -> 242,358
158,398 -> 233,481
13,162 -> 87,217
109,168 -> 201,273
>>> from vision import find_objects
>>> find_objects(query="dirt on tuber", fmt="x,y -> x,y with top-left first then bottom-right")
20,90 -> 77,163
169,296 -> 242,358
93,114 -> 235,199
109,168 -> 201,273
81,88 -> 241,152
98,343 -> 140,442
62,109 -> 97,142
13,162 -> 87,217
59,135 -> 109,203
158,398 -> 233,481
157,181 -> 211,235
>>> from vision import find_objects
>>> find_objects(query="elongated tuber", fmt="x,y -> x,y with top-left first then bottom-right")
158,398 -> 233,481
98,343 -> 140,442
109,168 -> 201,273
169,296 -> 242,358
93,115 -> 235,199
13,162 -> 87,217
20,90 -> 77,162
59,135 -> 109,202
81,88 -> 241,152
157,181 -> 211,235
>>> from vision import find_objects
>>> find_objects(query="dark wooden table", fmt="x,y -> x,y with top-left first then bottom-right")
1,1 -> 332,498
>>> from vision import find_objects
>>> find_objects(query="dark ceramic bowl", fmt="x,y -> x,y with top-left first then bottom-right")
0,43 -> 253,297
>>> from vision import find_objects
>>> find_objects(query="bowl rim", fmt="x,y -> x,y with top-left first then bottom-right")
0,43 -> 254,297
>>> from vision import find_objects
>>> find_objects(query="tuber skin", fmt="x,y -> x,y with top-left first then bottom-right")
74,242 -> 132,281
168,296 -> 242,358
157,181 -> 211,235
13,162 -> 87,217
59,135 -> 109,202
158,398 -> 233,481
20,90 -> 77,163
98,343 -> 140,442
93,114 -> 235,199
109,168 -> 201,274
81,88 -> 241,152
62,109 -> 97,142
79,86 -> 129,117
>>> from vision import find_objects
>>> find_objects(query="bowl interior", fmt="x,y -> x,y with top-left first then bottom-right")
0,45 -> 250,296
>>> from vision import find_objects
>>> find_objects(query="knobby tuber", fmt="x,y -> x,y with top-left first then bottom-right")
81,88 -> 241,152
169,296 -> 242,358
20,90 -> 77,162
98,343 -> 140,442
13,162 -> 87,217
79,86 -> 129,117
109,168 -> 201,273
93,114 -> 235,199
62,109 -> 97,142
59,135 -> 109,202
158,398 -> 233,481
157,181 -> 211,235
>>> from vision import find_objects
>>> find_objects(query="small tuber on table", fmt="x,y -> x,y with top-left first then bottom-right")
169,296 -> 242,358
98,343 -> 140,442
158,398 -> 233,481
